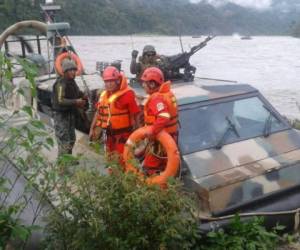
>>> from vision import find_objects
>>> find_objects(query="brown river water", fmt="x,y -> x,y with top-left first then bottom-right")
69,35 -> 300,119
7,35 -> 300,119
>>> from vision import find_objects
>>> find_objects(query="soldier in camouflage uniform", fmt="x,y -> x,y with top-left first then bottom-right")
130,45 -> 163,82
52,59 -> 87,157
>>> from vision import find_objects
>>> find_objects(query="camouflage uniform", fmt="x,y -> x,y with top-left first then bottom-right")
130,45 -> 163,82
52,77 -> 83,157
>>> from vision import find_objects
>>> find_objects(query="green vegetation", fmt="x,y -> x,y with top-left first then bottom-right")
0,114 -> 53,248
0,180 -> 33,249
199,215 -> 283,250
44,166 -> 199,250
0,52 -> 54,249
0,0 -> 298,36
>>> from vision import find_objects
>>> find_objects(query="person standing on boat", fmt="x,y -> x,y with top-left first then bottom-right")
52,59 -> 87,157
130,45 -> 163,82
89,66 -> 140,159
141,67 -> 178,175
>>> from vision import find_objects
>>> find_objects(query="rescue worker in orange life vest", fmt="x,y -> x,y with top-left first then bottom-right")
89,66 -> 141,156
141,67 -> 178,175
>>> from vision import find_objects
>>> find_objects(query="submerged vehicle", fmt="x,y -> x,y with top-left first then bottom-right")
129,76 -> 300,232
173,82 -> 300,231
1,1 -> 300,248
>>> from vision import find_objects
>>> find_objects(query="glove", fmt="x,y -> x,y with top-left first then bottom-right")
75,99 -> 86,108
131,50 -> 138,59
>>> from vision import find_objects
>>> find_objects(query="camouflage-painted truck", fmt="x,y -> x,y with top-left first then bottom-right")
131,78 -> 300,232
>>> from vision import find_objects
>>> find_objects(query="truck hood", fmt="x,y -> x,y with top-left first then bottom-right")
183,129 -> 300,180
182,129 -> 300,213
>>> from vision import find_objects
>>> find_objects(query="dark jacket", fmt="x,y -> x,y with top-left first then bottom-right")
52,77 -> 83,112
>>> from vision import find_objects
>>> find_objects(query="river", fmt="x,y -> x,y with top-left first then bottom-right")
71,36 -> 300,119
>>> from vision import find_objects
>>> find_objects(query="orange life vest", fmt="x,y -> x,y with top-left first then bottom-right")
144,81 -> 178,134
96,75 -> 133,134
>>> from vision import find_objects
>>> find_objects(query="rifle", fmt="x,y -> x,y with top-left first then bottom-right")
162,36 -> 215,81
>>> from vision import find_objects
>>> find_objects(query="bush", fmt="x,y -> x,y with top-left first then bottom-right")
44,165 -> 199,250
199,215 -> 283,250
0,180 -> 32,249
0,52 -> 52,249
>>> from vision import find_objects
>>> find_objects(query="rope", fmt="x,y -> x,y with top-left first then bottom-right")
147,141 -> 168,159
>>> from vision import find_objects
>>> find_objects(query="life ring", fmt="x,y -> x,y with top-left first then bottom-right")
55,51 -> 83,76
123,126 -> 180,188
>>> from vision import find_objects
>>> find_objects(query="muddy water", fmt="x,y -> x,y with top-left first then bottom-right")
69,35 -> 300,119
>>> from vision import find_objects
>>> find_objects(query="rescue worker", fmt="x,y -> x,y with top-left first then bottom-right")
52,59 -> 87,157
141,67 -> 178,175
130,45 -> 163,82
89,66 -> 140,157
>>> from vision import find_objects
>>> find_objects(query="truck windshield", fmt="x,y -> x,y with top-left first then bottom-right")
179,96 -> 289,154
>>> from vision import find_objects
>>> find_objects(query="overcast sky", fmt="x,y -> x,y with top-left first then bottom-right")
190,0 -> 273,9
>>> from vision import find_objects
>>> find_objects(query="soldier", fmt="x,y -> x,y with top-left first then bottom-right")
130,45 -> 163,82
52,59 -> 87,157
140,67 -> 178,175
89,66 -> 140,158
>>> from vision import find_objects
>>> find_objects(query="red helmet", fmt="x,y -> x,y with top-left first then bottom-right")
102,66 -> 121,81
141,67 -> 164,85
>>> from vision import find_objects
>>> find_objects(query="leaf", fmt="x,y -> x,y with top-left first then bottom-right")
27,129 -> 34,143
30,86 -> 37,98
273,224 -> 285,231
0,177 -> 7,186
20,140 -> 31,150
17,87 -> 25,97
46,137 -> 54,147
22,106 -> 33,117
30,119 -> 45,129
0,186 -> 9,194
27,224 -> 41,231
11,225 -> 30,241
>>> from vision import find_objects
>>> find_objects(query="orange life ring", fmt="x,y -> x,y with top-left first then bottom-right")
55,51 -> 83,76
123,126 -> 180,188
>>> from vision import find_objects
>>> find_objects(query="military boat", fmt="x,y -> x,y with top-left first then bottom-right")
1,1 -> 300,248
241,35 -> 252,40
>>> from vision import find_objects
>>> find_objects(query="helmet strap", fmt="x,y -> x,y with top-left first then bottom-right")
147,81 -> 159,90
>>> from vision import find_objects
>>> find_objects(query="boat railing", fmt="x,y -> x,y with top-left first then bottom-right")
4,35 -> 47,58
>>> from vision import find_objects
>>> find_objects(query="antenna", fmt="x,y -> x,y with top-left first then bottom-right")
130,34 -> 134,50
176,20 -> 184,53
178,34 -> 184,53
